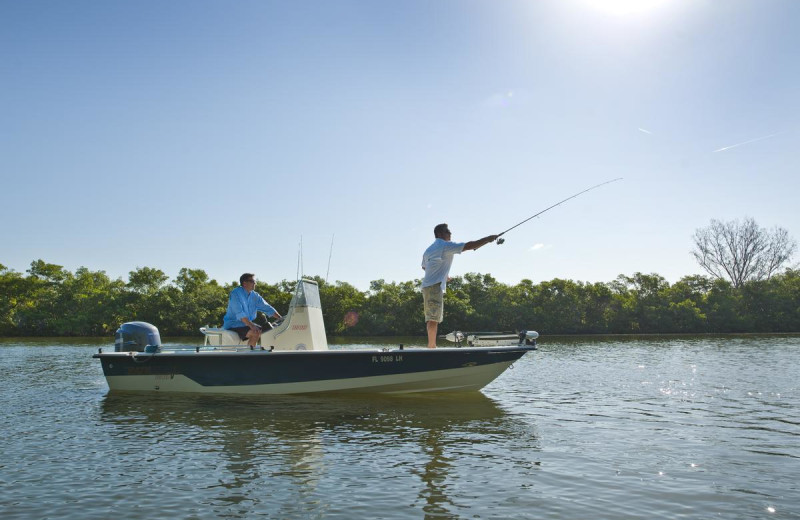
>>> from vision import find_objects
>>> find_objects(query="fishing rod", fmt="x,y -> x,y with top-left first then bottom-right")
496,177 -> 623,244
325,233 -> 335,284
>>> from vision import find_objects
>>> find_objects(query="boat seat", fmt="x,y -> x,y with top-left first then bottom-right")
199,326 -> 257,347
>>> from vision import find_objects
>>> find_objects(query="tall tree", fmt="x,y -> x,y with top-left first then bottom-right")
691,218 -> 797,288
128,267 -> 168,294
0,265 -> 27,335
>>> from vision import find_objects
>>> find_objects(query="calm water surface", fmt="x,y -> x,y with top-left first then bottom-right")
1,335 -> 798,519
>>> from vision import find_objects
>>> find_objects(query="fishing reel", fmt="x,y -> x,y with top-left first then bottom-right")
496,237 -> 505,245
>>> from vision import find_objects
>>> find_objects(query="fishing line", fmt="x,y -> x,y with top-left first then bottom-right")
496,177 -> 623,244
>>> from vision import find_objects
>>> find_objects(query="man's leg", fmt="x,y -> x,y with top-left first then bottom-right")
246,327 -> 260,347
422,283 -> 443,349
426,320 -> 438,349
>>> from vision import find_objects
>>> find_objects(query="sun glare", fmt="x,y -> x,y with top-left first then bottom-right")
585,0 -> 668,16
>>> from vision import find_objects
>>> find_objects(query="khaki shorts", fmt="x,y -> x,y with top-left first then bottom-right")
422,283 -> 444,323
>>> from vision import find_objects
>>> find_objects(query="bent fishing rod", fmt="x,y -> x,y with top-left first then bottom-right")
496,177 -> 623,244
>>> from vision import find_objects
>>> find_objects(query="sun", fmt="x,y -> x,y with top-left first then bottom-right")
585,0 -> 669,16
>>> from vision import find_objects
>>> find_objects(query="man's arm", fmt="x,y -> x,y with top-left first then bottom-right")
230,290 -> 249,322
255,295 -> 282,320
230,290 -> 262,330
463,234 -> 499,251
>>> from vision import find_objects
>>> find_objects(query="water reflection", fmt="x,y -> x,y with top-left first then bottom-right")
99,392 -> 535,518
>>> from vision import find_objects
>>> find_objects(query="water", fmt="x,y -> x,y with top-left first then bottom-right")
1,335 -> 798,519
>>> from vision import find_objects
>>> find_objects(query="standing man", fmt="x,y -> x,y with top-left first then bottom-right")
223,273 -> 283,348
421,224 -> 498,348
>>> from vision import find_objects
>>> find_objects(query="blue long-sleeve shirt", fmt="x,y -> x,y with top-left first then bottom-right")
222,286 -> 277,329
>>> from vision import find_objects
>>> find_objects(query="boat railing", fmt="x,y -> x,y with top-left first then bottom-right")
158,344 -> 273,354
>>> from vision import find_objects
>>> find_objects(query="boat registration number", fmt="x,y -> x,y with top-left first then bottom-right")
372,355 -> 403,363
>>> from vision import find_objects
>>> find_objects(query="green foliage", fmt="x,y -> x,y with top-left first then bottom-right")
358,279 -> 422,335
0,260 -> 798,337
128,267 -> 168,294
318,279 -> 368,335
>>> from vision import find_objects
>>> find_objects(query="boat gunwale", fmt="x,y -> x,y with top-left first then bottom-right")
92,345 -> 537,359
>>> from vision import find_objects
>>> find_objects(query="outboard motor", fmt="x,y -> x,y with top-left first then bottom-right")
518,330 -> 539,347
115,322 -> 162,352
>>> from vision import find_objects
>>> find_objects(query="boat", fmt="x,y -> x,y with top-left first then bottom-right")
93,279 -> 537,395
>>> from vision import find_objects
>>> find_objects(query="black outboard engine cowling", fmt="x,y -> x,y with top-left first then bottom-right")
115,322 -> 162,352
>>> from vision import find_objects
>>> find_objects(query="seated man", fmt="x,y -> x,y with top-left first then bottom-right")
223,273 -> 283,347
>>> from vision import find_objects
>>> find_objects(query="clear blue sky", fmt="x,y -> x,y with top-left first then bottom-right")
2,0 -> 798,289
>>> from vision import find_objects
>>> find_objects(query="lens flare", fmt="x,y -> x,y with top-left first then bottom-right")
344,311 -> 359,328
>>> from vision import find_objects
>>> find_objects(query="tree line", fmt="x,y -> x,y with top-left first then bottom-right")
1,260 -> 798,337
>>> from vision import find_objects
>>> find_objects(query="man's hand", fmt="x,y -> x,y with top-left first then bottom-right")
243,318 -> 260,331
464,234 -> 500,251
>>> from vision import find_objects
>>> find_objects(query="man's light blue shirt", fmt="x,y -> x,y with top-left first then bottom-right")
223,286 -> 277,329
421,238 -> 466,292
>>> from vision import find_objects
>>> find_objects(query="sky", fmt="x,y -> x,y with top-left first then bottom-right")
2,0 -> 798,290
